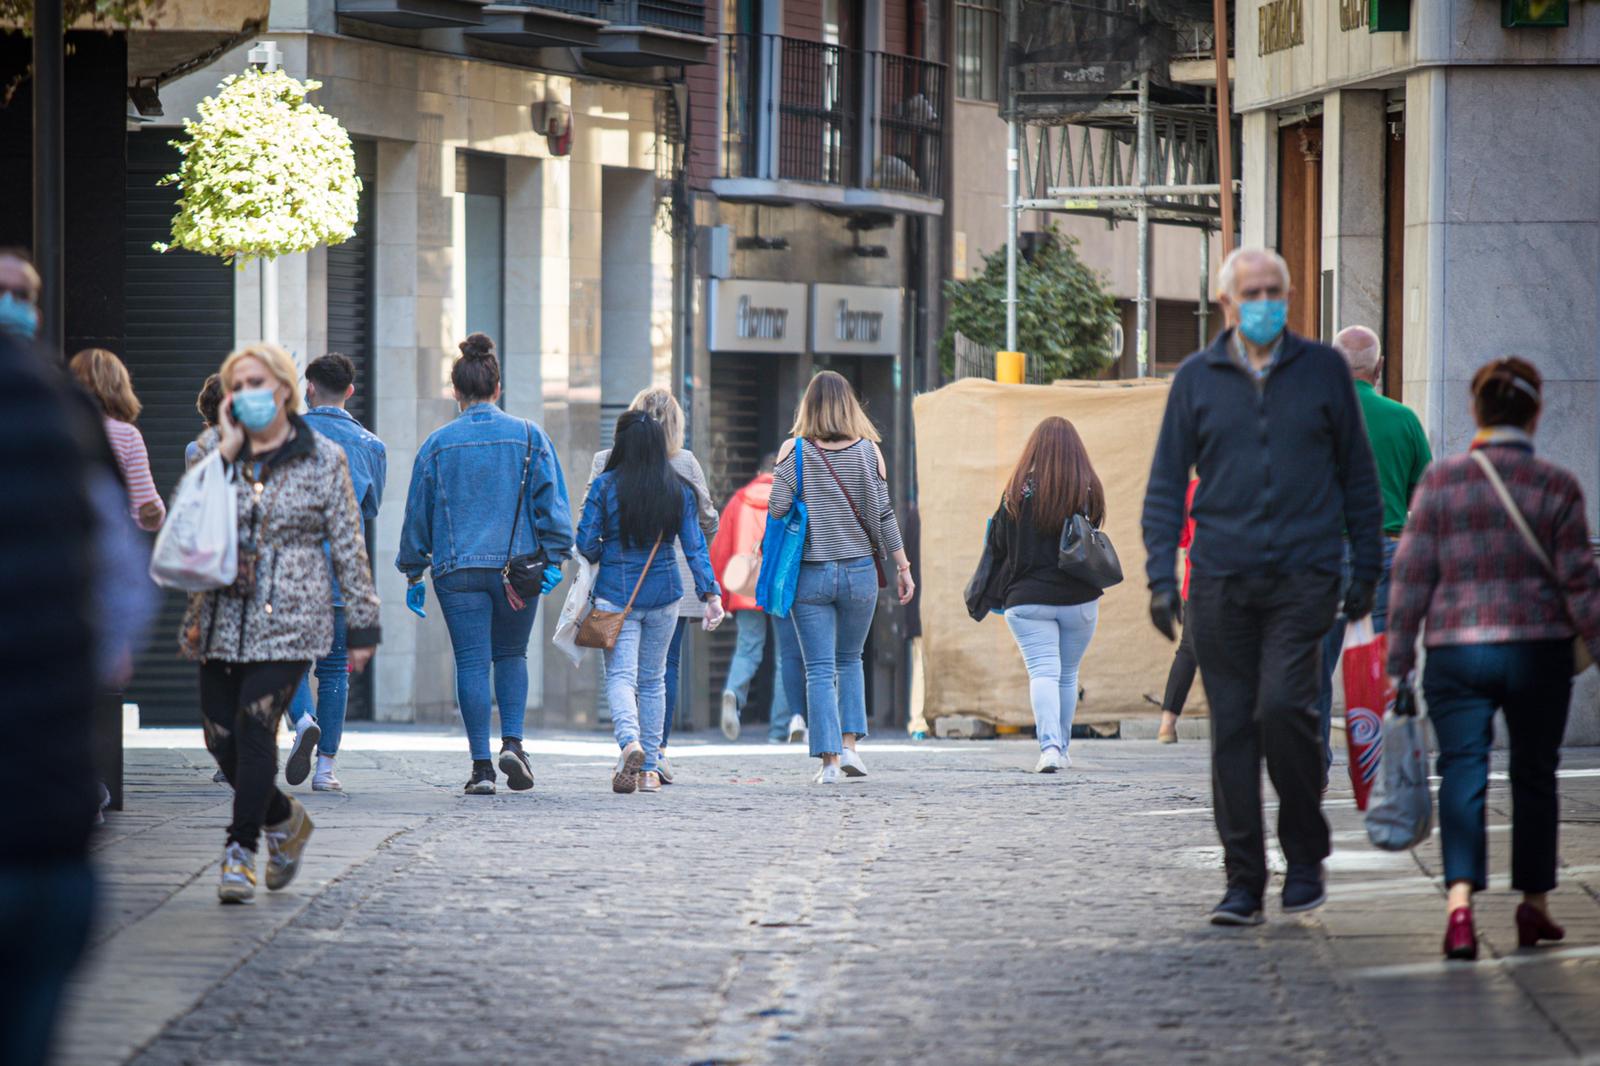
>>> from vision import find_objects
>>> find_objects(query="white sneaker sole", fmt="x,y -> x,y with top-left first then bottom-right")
720,692 -> 741,741
286,722 -> 320,786
840,756 -> 867,778
311,778 -> 342,792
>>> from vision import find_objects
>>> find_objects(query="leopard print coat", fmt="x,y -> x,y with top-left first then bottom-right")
181,417 -> 381,663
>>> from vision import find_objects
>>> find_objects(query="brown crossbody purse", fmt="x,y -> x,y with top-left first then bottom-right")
576,535 -> 663,650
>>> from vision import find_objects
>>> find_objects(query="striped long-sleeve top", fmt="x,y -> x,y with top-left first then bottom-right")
103,418 -> 164,531
770,438 -> 904,563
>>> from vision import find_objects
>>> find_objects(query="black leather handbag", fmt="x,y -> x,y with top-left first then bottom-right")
1057,512 -> 1123,589
501,424 -> 548,609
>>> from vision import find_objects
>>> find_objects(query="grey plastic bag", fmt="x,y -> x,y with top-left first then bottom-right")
1365,711 -> 1433,851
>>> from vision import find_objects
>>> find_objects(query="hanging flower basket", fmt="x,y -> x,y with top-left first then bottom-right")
157,67 -> 360,265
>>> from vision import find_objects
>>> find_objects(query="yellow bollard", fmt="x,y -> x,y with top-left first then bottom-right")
995,350 -> 1024,384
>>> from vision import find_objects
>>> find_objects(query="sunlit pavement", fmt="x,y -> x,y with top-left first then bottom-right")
64,726 -> 1600,1065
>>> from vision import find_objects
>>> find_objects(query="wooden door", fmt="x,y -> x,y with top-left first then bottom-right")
1277,119 -> 1323,339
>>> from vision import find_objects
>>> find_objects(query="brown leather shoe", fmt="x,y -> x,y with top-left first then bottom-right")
637,770 -> 662,793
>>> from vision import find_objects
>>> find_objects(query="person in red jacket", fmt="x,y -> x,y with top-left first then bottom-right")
1157,477 -> 1200,743
709,456 -> 807,743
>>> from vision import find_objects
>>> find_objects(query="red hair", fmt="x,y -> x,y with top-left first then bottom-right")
1004,416 -> 1105,532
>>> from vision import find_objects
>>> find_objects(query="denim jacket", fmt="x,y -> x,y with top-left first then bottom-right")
396,403 -> 574,581
305,406 -> 386,607
577,472 -> 719,611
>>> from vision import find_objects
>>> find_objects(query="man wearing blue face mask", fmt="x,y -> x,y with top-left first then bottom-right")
1141,247 -> 1383,928
0,250 -> 42,342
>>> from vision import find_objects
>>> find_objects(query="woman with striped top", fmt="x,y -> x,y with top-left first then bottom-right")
69,348 -> 165,532
769,371 -> 915,784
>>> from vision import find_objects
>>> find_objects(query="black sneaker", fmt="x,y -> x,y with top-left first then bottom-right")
498,745 -> 534,791
464,761 -> 496,795
1282,863 -> 1327,913
1210,887 -> 1265,926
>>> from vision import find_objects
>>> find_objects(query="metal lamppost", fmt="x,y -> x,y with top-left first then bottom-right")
247,40 -> 281,347
33,0 -> 64,356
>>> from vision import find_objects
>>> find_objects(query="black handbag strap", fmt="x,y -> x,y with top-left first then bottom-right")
505,423 -> 534,561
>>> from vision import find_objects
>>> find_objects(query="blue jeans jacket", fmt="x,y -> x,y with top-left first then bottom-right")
396,403 -> 574,581
577,472 -> 719,611
304,406 -> 387,606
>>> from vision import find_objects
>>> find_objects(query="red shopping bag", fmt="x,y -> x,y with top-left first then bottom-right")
1341,617 -> 1392,811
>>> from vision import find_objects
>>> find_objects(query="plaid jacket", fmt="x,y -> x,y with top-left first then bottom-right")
1386,441 -> 1600,676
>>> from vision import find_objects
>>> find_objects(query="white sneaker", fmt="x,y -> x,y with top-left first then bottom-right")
312,754 -> 342,792
1032,749 -> 1062,774
720,691 -> 741,741
813,764 -> 841,785
787,715 -> 808,743
218,842 -> 256,904
840,748 -> 868,778
286,717 -> 320,787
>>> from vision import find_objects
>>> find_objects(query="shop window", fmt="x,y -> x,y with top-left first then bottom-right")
955,0 -> 1002,102
459,152 -> 506,361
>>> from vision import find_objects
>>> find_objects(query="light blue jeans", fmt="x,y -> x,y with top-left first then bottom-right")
767,613 -> 803,742
724,610 -> 768,709
1004,602 -> 1099,754
286,607 -> 349,755
793,558 -> 878,759
435,568 -> 537,761
602,600 -> 677,773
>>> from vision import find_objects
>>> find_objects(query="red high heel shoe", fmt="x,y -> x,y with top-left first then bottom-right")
1443,908 -> 1478,961
1515,903 -> 1565,948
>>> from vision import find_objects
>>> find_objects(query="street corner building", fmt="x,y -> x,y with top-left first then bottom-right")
1234,0 -> 1600,742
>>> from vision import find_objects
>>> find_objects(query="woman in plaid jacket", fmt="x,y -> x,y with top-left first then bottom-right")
1387,357 -> 1600,961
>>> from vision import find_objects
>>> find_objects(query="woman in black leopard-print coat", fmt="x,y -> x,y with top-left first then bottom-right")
180,343 -> 380,905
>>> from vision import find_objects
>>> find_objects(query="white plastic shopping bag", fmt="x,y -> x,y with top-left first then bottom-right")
1364,707 -> 1433,852
148,451 -> 238,591
552,555 -> 597,666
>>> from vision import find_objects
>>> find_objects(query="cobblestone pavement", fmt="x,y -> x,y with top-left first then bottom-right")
62,730 -> 1600,1065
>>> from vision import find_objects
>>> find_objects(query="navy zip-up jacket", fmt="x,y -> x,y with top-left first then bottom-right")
1142,328 -> 1384,594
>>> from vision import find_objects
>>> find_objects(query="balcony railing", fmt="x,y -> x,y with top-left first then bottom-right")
601,0 -> 704,33
722,32 -> 945,203
525,0 -> 600,14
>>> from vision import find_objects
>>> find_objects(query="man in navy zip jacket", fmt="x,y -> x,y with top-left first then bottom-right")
1141,247 -> 1383,927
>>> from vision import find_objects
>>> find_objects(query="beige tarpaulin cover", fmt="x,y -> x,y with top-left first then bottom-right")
914,377 -> 1205,727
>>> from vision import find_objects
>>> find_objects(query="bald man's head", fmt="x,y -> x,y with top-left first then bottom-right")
1334,325 -> 1381,383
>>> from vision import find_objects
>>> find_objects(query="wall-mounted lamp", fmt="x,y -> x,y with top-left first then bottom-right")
127,79 -> 162,116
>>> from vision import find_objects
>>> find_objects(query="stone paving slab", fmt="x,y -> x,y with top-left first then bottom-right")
58,731 -> 1600,1065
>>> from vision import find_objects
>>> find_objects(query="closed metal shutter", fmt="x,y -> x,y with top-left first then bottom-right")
324,139 -> 377,722
124,132 -> 236,725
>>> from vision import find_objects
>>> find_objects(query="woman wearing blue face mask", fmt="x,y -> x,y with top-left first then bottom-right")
396,333 -> 574,796
182,343 -> 382,904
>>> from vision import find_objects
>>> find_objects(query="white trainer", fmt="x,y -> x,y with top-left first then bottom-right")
1032,750 -> 1062,774
840,748 -> 868,778
218,842 -> 256,904
813,764 -> 842,785
720,691 -> 741,741
312,754 -> 342,792
787,715 -> 808,743
285,717 -> 320,787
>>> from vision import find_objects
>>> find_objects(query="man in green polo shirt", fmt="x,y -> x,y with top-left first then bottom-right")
1334,324 -> 1432,631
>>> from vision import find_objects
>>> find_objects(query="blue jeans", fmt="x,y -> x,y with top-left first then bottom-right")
1316,538 -> 1398,772
768,612 -> 805,742
0,863 -> 94,1066
287,606 -> 350,754
663,617 -> 687,749
602,601 -> 677,773
793,559 -> 877,758
435,568 -> 538,761
1003,602 -> 1099,753
1424,641 -> 1572,893
724,610 -> 767,708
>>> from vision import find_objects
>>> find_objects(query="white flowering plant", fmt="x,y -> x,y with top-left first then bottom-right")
158,68 -> 360,264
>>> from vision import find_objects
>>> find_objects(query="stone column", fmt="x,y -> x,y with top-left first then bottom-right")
1320,89 -> 1386,340
1240,109 -> 1279,251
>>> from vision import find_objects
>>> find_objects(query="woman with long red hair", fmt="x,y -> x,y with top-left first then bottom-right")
984,417 -> 1107,772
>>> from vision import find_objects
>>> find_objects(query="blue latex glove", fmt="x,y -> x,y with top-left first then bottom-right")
405,581 -> 427,619
540,563 -> 563,596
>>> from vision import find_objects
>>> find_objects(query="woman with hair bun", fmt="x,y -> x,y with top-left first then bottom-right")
1388,356 -> 1600,961
397,333 -> 574,796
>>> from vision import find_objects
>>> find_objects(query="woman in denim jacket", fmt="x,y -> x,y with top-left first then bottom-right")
578,411 -> 723,794
396,333 -> 574,796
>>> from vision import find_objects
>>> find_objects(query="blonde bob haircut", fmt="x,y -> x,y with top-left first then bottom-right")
69,347 -> 142,422
628,385 -> 685,456
219,342 -> 303,415
791,370 -> 880,443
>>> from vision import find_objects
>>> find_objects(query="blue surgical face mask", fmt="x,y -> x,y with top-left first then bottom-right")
0,293 -> 38,340
231,388 -> 280,432
1237,298 -> 1288,346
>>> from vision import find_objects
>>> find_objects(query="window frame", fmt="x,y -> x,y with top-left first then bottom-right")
955,0 -> 1002,103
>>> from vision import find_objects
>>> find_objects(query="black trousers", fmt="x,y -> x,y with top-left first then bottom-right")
1161,620 -> 1198,715
199,660 -> 308,850
1188,572 -> 1339,897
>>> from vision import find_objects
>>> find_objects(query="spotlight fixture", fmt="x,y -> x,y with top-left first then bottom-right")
128,80 -> 163,117
736,235 -> 789,251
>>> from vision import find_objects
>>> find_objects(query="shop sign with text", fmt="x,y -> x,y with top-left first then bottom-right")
708,279 -> 808,353
810,284 -> 903,356
1258,0 -> 1305,54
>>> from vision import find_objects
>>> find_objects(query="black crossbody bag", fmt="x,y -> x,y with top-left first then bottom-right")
501,424 -> 548,610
